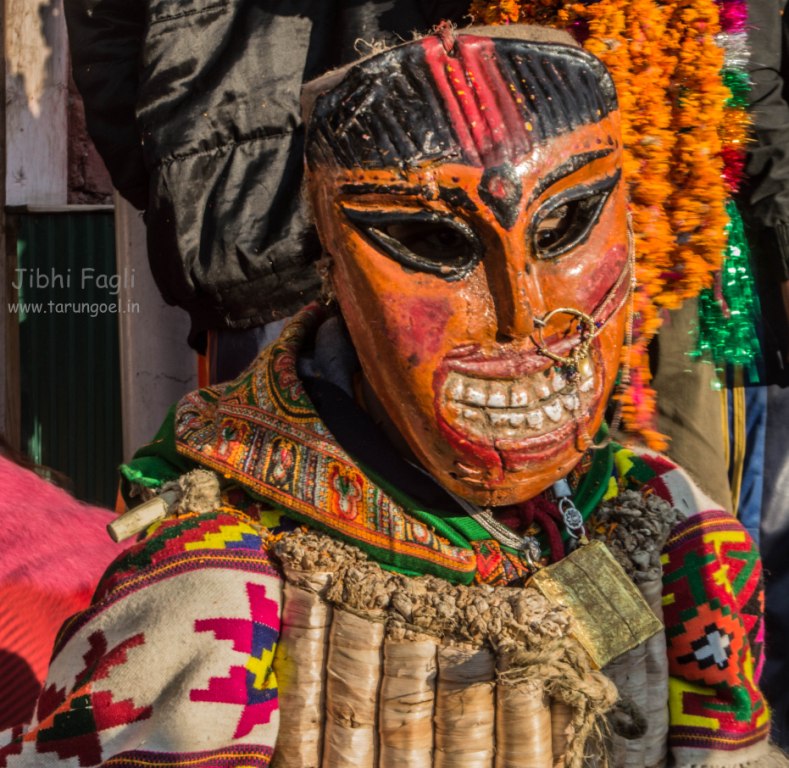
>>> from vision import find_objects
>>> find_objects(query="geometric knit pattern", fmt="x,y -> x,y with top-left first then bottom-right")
91,505 -> 287,606
0,510 -> 281,767
662,510 -> 769,756
599,448 -> 770,759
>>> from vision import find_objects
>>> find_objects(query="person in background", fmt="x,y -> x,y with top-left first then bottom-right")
739,0 -> 789,749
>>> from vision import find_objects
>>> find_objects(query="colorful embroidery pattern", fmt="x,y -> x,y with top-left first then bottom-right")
471,539 -> 529,585
174,307 -> 478,584
171,308 -> 720,591
662,511 -> 768,751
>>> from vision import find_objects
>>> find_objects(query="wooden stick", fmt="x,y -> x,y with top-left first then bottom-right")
107,491 -> 175,542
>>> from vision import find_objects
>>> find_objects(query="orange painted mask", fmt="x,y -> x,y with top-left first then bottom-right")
305,29 -> 632,507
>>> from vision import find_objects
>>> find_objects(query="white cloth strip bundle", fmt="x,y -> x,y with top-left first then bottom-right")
496,672 -> 553,768
271,529 -> 620,768
606,643 -> 649,768
435,645 -> 496,768
593,490 -> 678,768
323,609 -> 385,766
551,701 -> 574,768
379,636 -> 438,766
641,578 -> 669,768
273,568 -> 335,768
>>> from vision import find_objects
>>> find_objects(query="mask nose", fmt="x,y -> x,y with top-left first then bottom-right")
484,247 -> 545,341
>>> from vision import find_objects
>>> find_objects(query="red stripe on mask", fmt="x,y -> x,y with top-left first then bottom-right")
422,35 -> 533,166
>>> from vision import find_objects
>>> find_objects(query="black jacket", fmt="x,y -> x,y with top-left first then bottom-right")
65,1 -> 468,349
743,0 -> 789,383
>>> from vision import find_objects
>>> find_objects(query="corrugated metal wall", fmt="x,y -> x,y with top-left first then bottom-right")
14,212 -> 121,507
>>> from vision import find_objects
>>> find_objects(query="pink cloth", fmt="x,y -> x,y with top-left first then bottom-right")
0,457 -> 121,729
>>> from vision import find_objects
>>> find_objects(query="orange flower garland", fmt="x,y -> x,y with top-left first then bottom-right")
467,0 -> 732,449
665,2 -> 728,303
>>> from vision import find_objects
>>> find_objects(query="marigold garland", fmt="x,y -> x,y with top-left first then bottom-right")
467,0 -> 753,449
664,0 -> 728,304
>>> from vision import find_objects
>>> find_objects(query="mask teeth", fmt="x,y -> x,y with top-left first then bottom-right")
442,361 -> 594,440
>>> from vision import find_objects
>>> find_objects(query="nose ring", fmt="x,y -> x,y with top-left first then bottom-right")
532,307 -> 598,377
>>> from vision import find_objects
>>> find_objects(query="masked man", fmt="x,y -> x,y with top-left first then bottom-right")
0,26 -> 774,768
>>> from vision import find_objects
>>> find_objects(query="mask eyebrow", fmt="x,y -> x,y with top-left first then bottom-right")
437,186 -> 478,212
339,183 -> 422,196
339,183 -> 478,213
526,148 -> 615,207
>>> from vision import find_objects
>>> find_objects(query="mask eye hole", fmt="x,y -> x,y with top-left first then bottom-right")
384,220 -> 471,261
531,171 -> 620,260
341,209 -> 482,280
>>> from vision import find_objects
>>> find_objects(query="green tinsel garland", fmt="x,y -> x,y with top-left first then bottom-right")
722,69 -> 750,109
694,200 -> 762,381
